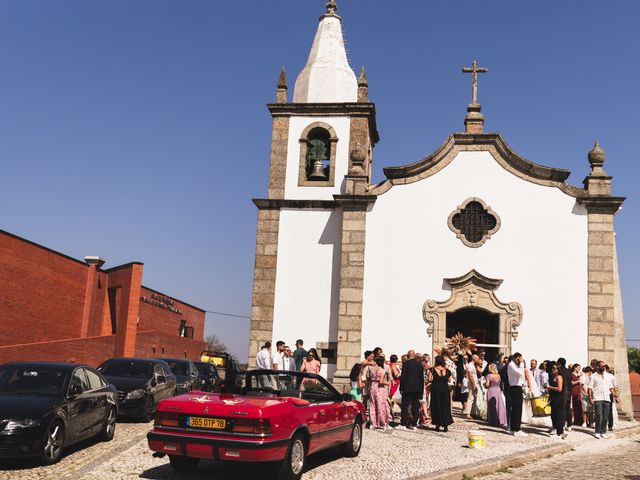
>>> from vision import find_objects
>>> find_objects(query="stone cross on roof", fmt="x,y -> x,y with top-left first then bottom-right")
462,60 -> 488,105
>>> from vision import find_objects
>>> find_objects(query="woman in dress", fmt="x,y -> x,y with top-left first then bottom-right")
485,363 -> 507,427
300,348 -> 321,374
546,361 -> 568,439
368,356 -> 390,430
388,355 -> 401,400
428,355 -> 454,432
349,362 -> 362,401
570,363 -> 583,427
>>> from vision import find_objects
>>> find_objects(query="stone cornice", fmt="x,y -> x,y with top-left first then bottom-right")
267,102 -> 380,144
577,196 -> 626,214
444,269 -> 503,291
370,133 -> 587,198
333,194 -> 377,207
253,198 -> 337,210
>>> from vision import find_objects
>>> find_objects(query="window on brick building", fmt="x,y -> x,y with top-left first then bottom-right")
108,287 -> 118,335
179,320 -> 186,337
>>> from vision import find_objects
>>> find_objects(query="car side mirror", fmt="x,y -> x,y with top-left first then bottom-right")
69,384 -> 83,397
341,393 -> 353,402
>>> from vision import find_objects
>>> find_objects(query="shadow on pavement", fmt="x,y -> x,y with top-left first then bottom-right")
140,447 -> 344,480
0,435 -> 104,471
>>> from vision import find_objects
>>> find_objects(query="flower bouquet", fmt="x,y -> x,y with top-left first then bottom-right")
445,332 -> 477,361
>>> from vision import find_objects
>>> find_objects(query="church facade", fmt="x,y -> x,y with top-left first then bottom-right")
247,2 -> 631,412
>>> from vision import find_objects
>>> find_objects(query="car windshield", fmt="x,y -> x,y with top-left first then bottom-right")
245,370 -> 338,403
0,365 -> 67,396
163,361 -> 188,376
100,361 -> 152,378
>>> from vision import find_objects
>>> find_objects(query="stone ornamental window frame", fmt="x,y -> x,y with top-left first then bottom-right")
298,122 -> 338,187
447,197 -> 501,248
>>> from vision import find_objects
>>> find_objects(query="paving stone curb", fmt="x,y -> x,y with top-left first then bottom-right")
410,423 -> 640,480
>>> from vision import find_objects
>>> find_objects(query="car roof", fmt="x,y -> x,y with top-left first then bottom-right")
102,357 -> 164,364
1,361 -> 86,370
193,361 -> 215,367
157,358 -> 192,363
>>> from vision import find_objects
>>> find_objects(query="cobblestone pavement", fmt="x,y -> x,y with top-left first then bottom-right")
0,420 -> 150,480
478,434 -> 640,480
0,414 -> 636,480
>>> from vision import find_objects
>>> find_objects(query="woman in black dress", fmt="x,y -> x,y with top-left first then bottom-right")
547,361 -> 568,439
428,355 -> 454,432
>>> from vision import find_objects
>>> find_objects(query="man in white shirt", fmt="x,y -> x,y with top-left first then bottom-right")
272,340 -> 287,371
589,361 -> 617,438
284,346 -> 296,371
507,352 -> 531,436
255,342 -> 272,369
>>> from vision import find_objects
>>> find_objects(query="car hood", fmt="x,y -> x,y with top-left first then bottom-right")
0,394 -> 60,419
102,375 -> 148,392
158,392 -> 301,416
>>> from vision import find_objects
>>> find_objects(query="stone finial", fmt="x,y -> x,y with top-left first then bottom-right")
464,103 -> 484,134
84,256 -> 106,268
588,142 -> 606,174
325,1 -> 338,16
583,141 -> 611,194
357,66 -> 369,102
276,66 -> 287,104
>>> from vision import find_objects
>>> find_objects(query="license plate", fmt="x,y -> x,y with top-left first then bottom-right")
187,416 -> 226,429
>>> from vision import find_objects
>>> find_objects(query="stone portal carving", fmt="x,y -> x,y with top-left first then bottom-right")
422,270 -> 523,356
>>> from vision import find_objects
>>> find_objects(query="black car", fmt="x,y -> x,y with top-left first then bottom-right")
157,358 -> 198,395
97,358 -> 176,421
193,361 -> 220,392
0,362 -> 117,464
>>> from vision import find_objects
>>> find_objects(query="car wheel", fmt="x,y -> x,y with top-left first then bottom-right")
168,454 -> 200,472
100,407 -> 117,441
39,420 -> 65,465
276,433 -> 306,480
341,421 -> 363,457
142,396 -> 155,422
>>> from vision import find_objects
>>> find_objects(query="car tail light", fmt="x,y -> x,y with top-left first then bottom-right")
232,418 -> 271,435
155,412 -> 180,428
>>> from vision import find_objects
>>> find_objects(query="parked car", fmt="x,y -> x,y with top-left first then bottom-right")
148,370 -> 364,480
199,351 -> 242,392
97,358 -> 176,422
0,362 -> 117,464
193,361 -> 220,392
157,358 -> 199,395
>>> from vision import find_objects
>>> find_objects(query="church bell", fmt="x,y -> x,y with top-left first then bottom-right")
308,159 -> 327,180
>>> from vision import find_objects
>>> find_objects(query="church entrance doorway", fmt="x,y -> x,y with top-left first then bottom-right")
446,307 -> 500,360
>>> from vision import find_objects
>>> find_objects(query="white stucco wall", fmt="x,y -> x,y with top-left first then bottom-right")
362,151 -> 589,365
271,208 -> 342,378
284,116 -> 351,200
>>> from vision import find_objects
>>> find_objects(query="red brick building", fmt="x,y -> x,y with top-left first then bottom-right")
0,229 -> 206,366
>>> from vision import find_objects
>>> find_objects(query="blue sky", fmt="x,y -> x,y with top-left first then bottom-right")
1,1 -> 638,359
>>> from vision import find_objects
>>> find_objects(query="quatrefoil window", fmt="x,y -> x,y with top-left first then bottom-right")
447,197 -> 500,248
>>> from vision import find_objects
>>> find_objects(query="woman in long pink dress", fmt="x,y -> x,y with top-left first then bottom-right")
368,357 -> 390,430
485,363 -> 507,427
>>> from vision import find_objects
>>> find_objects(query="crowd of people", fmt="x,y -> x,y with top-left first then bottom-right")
255,339 -> 621,440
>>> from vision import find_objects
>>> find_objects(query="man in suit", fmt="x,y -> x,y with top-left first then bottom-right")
396,350 -> 424,431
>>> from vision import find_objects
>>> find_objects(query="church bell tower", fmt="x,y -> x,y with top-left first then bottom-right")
248,2 -> 379,379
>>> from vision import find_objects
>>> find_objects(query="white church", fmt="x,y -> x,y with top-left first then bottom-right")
247,2 -> 631,411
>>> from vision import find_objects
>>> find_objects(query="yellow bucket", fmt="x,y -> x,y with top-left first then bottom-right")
468,430 -> 486,449
531,396 -> 552,417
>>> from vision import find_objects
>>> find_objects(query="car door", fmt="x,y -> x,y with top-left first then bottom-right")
67,368 -> 94,442
160,364 -> 176,397
83,368 -> 109,434
153,363 -> 168,401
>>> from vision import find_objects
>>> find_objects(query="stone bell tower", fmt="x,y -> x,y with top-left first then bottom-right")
247,1 -> 379,376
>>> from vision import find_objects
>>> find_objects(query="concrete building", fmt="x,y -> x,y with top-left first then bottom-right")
247,2 -> 631,413
0,229 -> 206,366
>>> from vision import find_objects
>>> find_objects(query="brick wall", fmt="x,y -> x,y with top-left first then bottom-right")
135,330 -> 206,361
0,334 -> 117,367
0,230 -> 88,346
138,287 -> 205,342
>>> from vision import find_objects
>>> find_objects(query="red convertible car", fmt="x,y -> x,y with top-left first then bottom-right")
148,370 -> 364,480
